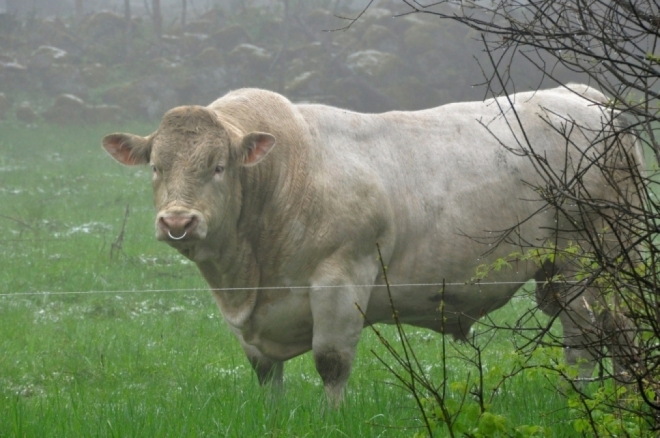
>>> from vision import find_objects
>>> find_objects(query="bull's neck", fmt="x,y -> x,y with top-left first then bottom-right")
196,237 -> 259,328
238,143 -> 312,276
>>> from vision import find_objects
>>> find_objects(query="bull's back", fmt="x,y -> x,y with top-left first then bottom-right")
297,90 -> 583,259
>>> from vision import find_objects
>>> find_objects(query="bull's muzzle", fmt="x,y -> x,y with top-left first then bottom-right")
156,210 -> 205,241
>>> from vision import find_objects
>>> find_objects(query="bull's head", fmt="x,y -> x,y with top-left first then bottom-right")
102,105 -> 275,261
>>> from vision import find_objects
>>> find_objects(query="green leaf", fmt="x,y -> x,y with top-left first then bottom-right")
478,412 -> 509,435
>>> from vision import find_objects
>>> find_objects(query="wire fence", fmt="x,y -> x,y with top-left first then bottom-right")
0,280 -> 566,298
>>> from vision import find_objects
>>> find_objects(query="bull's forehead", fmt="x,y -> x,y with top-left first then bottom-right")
161,105 -> 219,131
152,106 -> 230,168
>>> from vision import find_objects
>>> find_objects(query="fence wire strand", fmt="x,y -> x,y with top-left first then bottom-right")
0,280 -> 577,298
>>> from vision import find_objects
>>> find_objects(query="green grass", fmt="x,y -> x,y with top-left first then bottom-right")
0,122 -> 577,437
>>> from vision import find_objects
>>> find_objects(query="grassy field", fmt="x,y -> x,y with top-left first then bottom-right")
0,122 -> 578,437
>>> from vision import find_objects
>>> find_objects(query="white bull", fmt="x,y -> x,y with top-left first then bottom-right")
102,84 -> 640,403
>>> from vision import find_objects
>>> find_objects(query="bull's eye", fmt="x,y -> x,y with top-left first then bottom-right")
151,164 -> 158,179
214,165 -> 225,175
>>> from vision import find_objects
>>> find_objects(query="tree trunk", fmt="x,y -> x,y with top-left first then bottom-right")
181,0 -> 187,34
151,0 -> 162,45
75,0 -> 83,20
124,0 -> 132,59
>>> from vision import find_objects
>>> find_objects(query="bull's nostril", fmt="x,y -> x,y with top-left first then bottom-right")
159,214 -> 199,240
188,216 -> 199,231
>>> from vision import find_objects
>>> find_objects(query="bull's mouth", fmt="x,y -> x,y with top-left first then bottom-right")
166,238 -> 218,262
161,234 -> 198,245
157,229 -> 201,244
158,236 -> 200,260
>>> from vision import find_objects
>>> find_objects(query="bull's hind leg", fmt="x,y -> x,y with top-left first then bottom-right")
535,260 -> 638,382
534,261 -> 601,380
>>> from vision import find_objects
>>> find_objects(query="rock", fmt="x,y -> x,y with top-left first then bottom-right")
24,17 -> 81,54
361,25 -> 399,53
228,44 -> 272,71
81,63 -> 108,88
39,63 -> 88,98
42,94 -> 86,124
284,42 -> 324,63
195,47 -> 224,68
345,49 -> 407,83
171,34 -> 211,55
183,8 -> 227,35
135,57 -> 180,77
81,12 -> 127,41
102,75 -> 180,120
364,7 -> 393,22
184,19 -> 216,34
26,45 -> 88,97
197,8 -> 228,28
0,59 -> 28,92
181,32 -> 210,55
209,24 -> 252,52
304,9 -> 337,31
366,3 -> 417,33
281,43 -> 331,89
173,67 -> 229,106
28,45 -> 70,70
41,94 -> 123,125
16,102 -> 38,124
161,34 -> 181,44
285,71 -> 322,98
346,50 -> 388,75
84,104 -> 122,124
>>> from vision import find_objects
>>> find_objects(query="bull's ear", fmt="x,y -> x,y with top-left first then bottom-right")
102,133 -> 152,166
240,132 -> 276,166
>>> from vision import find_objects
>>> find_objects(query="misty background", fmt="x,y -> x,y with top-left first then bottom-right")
0,0 -> 585,126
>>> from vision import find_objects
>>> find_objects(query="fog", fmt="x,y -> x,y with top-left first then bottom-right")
4,0 -> 263,16
0,0 -> 589,125
0,2 -> 596,432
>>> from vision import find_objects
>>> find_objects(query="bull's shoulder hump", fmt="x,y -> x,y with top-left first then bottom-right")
211,88 -> 294,105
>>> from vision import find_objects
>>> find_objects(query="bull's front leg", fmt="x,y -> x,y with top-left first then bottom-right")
241,340 -> 284,386
311,289 -> 367,406
310,255 -> 377,406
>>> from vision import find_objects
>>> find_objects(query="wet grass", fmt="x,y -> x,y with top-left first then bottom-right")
0,122 -> 575,437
